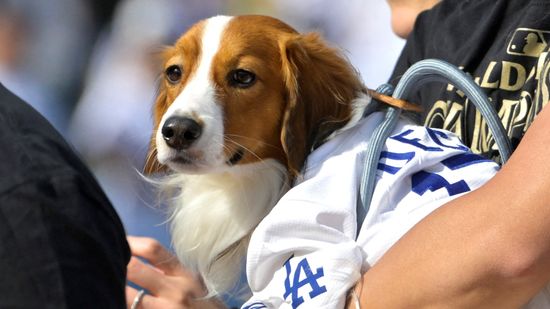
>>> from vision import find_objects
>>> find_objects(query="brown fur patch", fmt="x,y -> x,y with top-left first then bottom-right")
210,16 -> 298,167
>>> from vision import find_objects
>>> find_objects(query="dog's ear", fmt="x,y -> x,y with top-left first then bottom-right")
279,32 -> 363,177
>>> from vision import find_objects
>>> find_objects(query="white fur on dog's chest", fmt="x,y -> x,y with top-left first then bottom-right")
168,159 -> 288,293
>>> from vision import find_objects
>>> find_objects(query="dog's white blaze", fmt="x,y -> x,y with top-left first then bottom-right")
156,16 -> 233,169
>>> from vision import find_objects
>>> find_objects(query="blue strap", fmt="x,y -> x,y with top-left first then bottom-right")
357,59 -> 512,230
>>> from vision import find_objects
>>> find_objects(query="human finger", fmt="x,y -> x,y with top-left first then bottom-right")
127,236 -> 186,276
127,256 -> 171,295
127,256 -> 205,300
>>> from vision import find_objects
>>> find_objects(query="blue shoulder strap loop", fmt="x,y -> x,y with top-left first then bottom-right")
357,85 -> 399,224
393,59 -> 512,162
357,59 -> 512,228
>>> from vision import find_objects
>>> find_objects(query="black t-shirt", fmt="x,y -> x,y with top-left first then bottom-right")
390,0 -> 550,161
0,83 -> 130,308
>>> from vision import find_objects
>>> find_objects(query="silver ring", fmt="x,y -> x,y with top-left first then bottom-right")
131,289 -> 146,309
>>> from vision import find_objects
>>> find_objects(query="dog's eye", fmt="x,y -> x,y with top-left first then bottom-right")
229,69 -> 256,88
165,65 -> 182,83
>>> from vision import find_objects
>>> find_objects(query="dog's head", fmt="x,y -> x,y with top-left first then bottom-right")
145,15 -> 364,177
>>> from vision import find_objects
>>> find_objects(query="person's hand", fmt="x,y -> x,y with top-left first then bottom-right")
125,236 -> 225,309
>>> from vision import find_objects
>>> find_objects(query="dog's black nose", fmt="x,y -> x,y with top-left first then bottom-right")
161,117 -> 202,150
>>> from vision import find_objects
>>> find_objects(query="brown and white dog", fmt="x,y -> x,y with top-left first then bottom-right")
144,15 -> 407,295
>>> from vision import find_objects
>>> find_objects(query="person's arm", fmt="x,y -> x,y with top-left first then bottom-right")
353,105 -> 550,308
0,173 -> 130,308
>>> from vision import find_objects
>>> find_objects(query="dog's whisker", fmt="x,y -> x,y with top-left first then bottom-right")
222,139 -> 289,186
222,139 -> 290,190
224,134 -> 282,151
143,146 -> 159,172
223,141 -> 287,190
223,137 -> 263,162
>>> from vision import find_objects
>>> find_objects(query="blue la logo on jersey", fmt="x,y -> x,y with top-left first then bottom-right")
282,256 -> 327,308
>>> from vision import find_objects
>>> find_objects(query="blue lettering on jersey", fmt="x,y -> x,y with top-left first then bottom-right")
442,152 -> 494,170
283,256 -> 327,308
242,302 -> 268,309
384,129 -> 496,197
426,128 -> 470,152
390,128 -> 470,153
377,151 -> 415,174
412,171 -> 470,196
390,129 -> 442,151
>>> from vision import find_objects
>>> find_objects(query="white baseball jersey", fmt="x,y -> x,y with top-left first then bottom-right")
241,112 -> 549,309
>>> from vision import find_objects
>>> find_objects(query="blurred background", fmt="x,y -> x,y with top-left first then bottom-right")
0,0 -> 403,305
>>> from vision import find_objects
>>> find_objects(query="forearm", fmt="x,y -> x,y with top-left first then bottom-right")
356,106 -> 550,308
